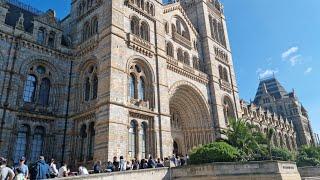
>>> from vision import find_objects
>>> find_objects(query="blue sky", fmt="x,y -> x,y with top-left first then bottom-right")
19,0 -> 319,134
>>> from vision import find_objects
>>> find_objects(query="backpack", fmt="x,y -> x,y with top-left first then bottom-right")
29,163 -> 38,180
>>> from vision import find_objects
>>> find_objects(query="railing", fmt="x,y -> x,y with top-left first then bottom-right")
128,33 -> 152,50
172,31 -> 192,49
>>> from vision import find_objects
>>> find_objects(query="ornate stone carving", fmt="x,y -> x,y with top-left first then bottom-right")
172,31 -> 192,50
214,46 -> 229,64
127,33 -> 154,57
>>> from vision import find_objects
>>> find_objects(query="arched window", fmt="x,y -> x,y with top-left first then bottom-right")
92,74 -> 98,99
31,126 -> 45,162
23,75 -> 37,103
37,27 -> 46,45
223,68 -> 229,82
193,57 -> 200,70
218,23 -> 226,47
129,74 -> 136,99
84,77 -> 90,101
88,122 -> 95,160
13,125 -> 29,164
39,78 -> 50,106
176,20 -> 182,35
285,135 -> 291,150
177,48 -> 183,62
183,52 -> 190,65
140,22 -> 149,41
146,2 -> 150,13
130,16 -> 139,36
218,65 -> 223,80
166,42 -> 174,57
273,135 -> 279,147
141,0 -> 145,10
140,123 -> 147,158
223,97 -> 235,125
91,17 -> 98,35
48,31 -> 55,48
83,22 -> 90,41
149,4 -> 154,15
128,121 -> 137,158
138,77 -> 145,100
79,124 -> 87,161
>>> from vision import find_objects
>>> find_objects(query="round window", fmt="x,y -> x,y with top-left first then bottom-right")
36,65 -> 46,74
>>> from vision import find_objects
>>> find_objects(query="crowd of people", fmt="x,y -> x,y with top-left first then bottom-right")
0,154 -> 189,180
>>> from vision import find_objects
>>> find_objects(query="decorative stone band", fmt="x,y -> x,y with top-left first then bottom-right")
219,78 -> 232,93
77,34 -> 99,56
166,57 -> 208,84
127,33 -> 154,57
214,46 -> 229,64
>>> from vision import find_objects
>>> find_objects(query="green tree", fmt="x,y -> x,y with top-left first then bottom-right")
225,118 -> 265,161
297,146 -> 320,167
189,142 -> 240,164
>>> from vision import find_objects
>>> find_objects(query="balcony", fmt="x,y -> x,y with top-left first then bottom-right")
77,34 -> 99,55
219,79 -> 232,93
127,33 -> 154,57
172,31 -> 192,49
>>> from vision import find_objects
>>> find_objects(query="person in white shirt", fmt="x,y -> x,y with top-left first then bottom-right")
49,159 -> 58,178
58,162 -> 69,178
78,165 -> 89,175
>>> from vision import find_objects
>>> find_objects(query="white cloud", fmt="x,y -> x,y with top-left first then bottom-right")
282,47 -> 299,59
288,54 -> 302,66
281,46 -> 303,66
304,67 -> 312,74
257,68 -> 278,79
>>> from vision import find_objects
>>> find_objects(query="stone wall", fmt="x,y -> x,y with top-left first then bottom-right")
298,166 -> 320,178
60,161 -> 301,180
62,168 -> 170,180
172,161 -> 301,180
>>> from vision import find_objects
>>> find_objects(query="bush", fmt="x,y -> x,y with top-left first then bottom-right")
189,142 -> 240,165
297,146 -> 320,167
271,147 -> 294,161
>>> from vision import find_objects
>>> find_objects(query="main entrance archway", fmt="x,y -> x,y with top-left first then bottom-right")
169,83 -> 213,155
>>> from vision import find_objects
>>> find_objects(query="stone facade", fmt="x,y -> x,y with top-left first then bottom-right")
0,0 -> 311,166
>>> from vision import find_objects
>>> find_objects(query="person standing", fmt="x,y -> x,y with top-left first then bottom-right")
119,156 -> 126,171
112,157 -> 119,172
13,168 -> 25,180
14,157 -> 28,179
49,159 -> 58,178
0,157 -> 15,180
57,162 -> 68,178
35,156 -> 50,180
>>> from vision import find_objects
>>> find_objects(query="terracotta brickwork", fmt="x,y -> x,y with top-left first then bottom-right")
0,0 -> 309,166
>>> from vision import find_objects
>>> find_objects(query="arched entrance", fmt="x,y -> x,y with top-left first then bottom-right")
169,83 -> 213,155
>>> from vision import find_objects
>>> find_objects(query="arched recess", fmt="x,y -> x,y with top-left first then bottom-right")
169,81 -> 212,155
18,57 -> 64,111
222,95 -> 236,125
126,57 -> 155,109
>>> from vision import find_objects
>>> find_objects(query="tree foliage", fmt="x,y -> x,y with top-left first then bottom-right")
225,118 -> 268,161
271,147 -> 294,161
297,146 -> 320,167
189,142 -> 240,164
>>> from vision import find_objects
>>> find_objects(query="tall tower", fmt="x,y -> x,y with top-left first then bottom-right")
182,0 -> 242,139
